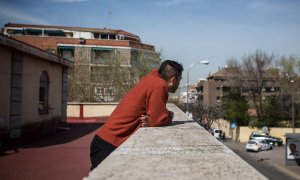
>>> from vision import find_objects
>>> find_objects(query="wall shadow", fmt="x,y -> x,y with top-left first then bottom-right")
0,123 -> 102,155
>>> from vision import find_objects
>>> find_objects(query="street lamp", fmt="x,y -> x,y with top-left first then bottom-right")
186,60 -> 209,115
291,79 -> 295,133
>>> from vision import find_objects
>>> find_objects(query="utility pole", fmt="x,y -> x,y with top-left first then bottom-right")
291,80 -> 295,133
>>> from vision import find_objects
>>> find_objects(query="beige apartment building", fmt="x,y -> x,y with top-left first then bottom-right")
197,67 -> 278,108
0,34 -> 73,138
2,23 -> 161,102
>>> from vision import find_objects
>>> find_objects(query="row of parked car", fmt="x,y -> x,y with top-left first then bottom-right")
246,132 -> 283,152
209,128 -> 283,152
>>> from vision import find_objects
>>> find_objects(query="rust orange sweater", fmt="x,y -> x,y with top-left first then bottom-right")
97,70 -> 173,147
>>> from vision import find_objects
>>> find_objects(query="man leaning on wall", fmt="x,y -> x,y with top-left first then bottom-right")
89,60 -> 184,170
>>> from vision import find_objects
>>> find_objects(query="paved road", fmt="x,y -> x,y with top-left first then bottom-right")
0,123 -> 102,180
223,140 -> 300,180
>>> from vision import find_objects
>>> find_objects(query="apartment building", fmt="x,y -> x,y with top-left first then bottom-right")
197,67 -> 279,108
2,23 -> 161,102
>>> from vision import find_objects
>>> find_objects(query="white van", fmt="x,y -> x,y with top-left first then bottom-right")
211,128 -> 222,139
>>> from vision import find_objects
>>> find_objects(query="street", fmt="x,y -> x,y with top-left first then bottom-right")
223,140 -> 300,180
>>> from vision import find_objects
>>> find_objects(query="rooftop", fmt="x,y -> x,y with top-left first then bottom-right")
4,23 -> 140,40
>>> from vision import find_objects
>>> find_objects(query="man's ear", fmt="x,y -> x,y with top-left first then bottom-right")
169,76 -> 177,85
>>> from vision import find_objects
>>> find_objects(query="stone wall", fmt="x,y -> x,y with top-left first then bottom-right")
84,104 -> 267,180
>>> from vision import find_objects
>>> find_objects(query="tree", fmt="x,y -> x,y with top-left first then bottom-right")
224,52 -> 300,128
241,50 -> 274,123
221,92 -> 249,126
277,55 -> 298,78
68,47 -> 160,102
68,47 -> 92,102
190,102 -> 221,130
221,91 -> 249,141
225,58 -> 243,93
260,95 -> 281,127
276,55 -> 300,126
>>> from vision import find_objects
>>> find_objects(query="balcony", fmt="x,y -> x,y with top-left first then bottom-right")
84,104 -> 266,180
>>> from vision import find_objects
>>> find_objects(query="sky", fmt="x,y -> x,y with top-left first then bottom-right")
1,0 -> 300,84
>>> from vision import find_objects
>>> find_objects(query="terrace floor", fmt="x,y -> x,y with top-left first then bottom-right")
0,123 -> 102,180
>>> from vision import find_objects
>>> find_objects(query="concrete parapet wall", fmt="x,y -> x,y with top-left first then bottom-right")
84,104 -> 266,180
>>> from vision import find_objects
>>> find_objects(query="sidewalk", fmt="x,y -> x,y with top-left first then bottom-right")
0,123 -> 102,180
224,140 -> 300,179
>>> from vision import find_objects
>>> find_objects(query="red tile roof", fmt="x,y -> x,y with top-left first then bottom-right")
208,67 -> 241,79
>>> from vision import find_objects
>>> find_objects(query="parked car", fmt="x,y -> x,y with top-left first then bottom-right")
211,128 -> 223,139
249,132 -> 283,147
246,139 -> 273,152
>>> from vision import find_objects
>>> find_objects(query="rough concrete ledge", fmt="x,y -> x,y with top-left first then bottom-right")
84,104 -> 267,180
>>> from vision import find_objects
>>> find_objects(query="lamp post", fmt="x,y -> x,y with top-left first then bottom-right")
291,79 -> 295,133
186,60 -> 209,115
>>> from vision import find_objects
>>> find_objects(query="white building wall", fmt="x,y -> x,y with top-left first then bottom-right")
73,31 -> 93,39
22,54 -> 63,125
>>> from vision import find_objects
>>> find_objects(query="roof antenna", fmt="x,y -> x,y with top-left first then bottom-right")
108,11 -> 112,29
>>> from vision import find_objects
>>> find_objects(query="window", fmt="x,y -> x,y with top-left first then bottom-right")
62,50 -> 74,60
26,29 -> 42,36
216,96 -> 221,103
100,34 -> 109,39
91,48 -> 114,64
58,47 -> 74,61
7,29 -> 24,35
91,66 -> 111,82
196,86 -> 203,93
109,34 -> 116,40
45,30 -> 65,37
94,33 -> 100,39
39,71 -> 49,114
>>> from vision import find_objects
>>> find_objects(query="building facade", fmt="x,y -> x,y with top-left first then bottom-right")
197,67 -> 279,108
0,34 -> 72,138
2,23 -> 161,102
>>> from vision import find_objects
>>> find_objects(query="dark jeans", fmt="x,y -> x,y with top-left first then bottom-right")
90,135 -> 117,170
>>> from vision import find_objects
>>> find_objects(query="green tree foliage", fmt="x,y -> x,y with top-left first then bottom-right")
260,95 -> 281,127
221,92 -> 249,126
224,52 -> 300,128
276,55 -> 300,126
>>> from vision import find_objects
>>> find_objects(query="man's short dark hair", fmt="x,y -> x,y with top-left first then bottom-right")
158,60 -> 184,80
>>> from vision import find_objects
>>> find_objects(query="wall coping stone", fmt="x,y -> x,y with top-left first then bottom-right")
84,104 -> 267,180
